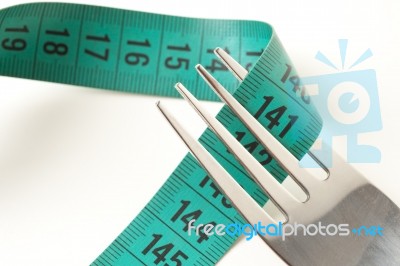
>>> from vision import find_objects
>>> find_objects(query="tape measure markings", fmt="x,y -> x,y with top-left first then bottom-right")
172,173 -> 234,222
113,240 -> 146,266
144,207 -> 209,259
145,206 -> 218,263
199,130 -> 271,187
253,38 -> 321,123
153,15 -> 165,94
31,6 -> 43,78
199,141 -> 270,206
0,3 -> 323,265
0,3 -> 270,100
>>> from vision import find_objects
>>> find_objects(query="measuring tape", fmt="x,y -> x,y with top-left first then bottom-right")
0,2 -> 322,265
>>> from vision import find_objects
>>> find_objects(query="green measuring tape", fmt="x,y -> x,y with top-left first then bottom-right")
0,2 -> 322,265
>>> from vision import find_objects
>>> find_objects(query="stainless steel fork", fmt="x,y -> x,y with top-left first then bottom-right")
157,48 -> 400,266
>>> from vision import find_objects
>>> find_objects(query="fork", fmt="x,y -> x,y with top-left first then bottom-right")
156,48 -> 400,266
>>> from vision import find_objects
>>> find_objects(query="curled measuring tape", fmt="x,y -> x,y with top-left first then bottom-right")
0,3 -> 322,265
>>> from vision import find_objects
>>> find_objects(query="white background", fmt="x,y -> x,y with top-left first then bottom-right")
0,0 -> 399,265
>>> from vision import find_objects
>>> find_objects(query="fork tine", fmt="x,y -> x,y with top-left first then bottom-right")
196,64 -> 317,195
214,47 -> 247,81
215,50 -> 328,181
212,51 -> 328,168
156,101 -> 275,226
175,82 -> 300,216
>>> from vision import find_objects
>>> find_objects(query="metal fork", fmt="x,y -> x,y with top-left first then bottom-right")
157,48 -> 400,266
